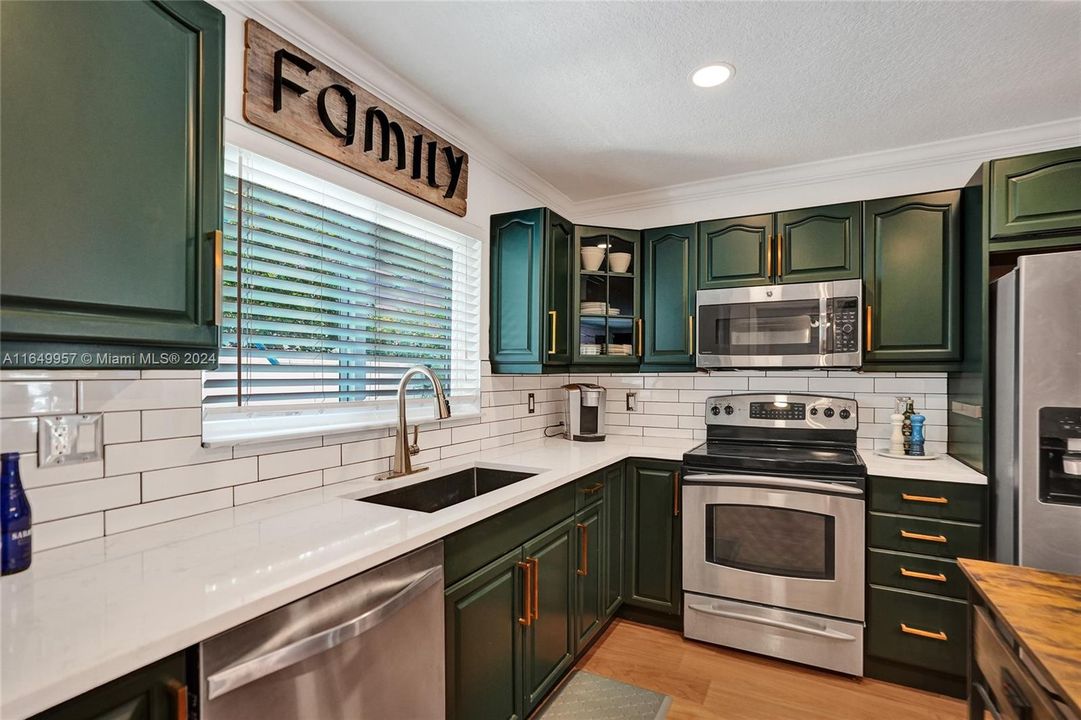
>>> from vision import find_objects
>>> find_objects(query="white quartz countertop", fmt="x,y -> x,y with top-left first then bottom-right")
860,450 -> 987,485
0,436 -> 986,718
0,437 -> 691,719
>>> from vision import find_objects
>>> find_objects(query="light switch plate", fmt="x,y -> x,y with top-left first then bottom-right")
37,414 -> 103,466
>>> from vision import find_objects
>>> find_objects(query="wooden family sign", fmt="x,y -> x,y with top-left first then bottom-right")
243,20 -> 469,216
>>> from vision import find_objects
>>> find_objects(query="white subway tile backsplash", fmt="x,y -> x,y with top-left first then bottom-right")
805,376 -> 876,393
323,458 -> 389,485
79,379 -> 201,412
34,512 -> 105,551
441,439 -> 481,458
233,435 -> 323,458
341,436 -> 397,465
873,377 -> 947,395
1,417 -> 38,453
258,446 -> 340,480
105,488 -> 233,534
142,408 -> 201,440
107,437 -> 231,476
19,455 -> 104,490
748,376 -> 809,392
27,474 -> 140,522
693,376 -> 750,391
143,458 -> 258,501
1,381 -> 77,417
234,470 -> 323,505
103,411 -> 141,445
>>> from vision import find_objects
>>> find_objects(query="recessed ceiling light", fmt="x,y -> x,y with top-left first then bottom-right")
691,63 -> 734,88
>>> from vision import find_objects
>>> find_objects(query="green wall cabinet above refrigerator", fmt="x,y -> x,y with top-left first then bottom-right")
698,203 -> 860,290
988,146 -> 1081,250
0,0 -> 224,369
863,190 -> 961,369
641,225 -> 697,371
490,208 -> 574,373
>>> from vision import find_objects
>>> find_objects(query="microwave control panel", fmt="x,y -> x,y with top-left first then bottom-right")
831,297 -> 860,354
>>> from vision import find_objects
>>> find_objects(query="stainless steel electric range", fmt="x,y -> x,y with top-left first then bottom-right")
681,393 -> 866,676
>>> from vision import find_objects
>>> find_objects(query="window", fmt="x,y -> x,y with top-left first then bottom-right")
202,147 -> 480,445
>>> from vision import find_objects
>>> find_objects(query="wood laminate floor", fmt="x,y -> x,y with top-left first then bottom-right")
575,619 -> 966,720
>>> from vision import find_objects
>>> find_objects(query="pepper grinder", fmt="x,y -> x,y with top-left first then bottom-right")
909,414 -> 926,456
890,414 -> 905,455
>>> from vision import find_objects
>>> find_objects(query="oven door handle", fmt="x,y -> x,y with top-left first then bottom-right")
688,603 -> 858,641
681,473 -> 864,496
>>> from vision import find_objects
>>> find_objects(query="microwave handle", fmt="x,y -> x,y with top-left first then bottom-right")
820,296 -> 830,355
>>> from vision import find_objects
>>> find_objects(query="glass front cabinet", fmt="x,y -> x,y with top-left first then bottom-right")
572,226 -> 641,366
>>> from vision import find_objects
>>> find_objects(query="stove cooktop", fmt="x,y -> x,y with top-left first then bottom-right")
683,440 -> 866,481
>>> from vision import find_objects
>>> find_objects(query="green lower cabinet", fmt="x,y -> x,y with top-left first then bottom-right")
445,548 -> 526,720
522,519 -> 576,714
775,203 -> 861,284
601,464 -> 625,618
574,500 -> 605,651
863,190 -> 961,367
990,146 -> 1081,247
642,224 -> 696,370
867,585 -> 968,677
624,460 -> 681,615
30,651 -> 187,720
868,512 -> 982,559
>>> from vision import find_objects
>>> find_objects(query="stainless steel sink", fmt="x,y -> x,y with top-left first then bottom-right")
358,466 -> 537,513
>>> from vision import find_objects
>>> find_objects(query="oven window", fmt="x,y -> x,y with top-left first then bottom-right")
704,504 -> 835,579
699,299 -> 823,357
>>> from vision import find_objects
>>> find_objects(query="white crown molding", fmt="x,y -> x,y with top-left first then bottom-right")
573,117 -> 1081,221
219,0 -> 576,219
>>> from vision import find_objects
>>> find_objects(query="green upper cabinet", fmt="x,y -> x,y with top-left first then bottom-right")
775,203 -> 861,284
641,225 -> 697,371
0,0 -> 224,368
989,146 -> 1081,248
863,190 -> 961,367
697,214 -> 773,289
490,208 -> 573,373
572,226 -> 641,366
624,460 -> 682,616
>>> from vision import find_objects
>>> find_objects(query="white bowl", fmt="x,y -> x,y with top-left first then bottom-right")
609,252 -> 632,273
581,248 -> 605,271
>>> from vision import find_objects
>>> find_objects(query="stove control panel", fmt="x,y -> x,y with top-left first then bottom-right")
705,393 -> 858,431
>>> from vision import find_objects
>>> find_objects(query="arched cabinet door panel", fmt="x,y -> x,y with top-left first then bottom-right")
990,147 -> 1081,244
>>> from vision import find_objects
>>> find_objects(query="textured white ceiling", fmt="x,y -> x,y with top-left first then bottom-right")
301,1 -> 1081,202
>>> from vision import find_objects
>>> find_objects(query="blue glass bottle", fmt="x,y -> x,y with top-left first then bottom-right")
1,452 -> 32,575
909,415 -> 926,457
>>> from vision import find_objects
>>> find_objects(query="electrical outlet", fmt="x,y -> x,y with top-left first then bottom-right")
527,393 -> 535,414
38,414 -> 103,466
626,392 -> 637,412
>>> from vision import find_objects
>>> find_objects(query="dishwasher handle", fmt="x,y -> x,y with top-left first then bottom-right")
206,566 -> 442,700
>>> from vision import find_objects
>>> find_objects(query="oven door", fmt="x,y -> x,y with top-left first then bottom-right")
682,474 -> 865,621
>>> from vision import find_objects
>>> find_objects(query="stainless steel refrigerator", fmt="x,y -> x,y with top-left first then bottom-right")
992,249 -> 1081,574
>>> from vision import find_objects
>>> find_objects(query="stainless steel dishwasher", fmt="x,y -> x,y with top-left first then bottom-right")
200,542 -> 445,720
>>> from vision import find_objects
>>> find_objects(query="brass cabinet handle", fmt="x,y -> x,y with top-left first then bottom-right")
900,567 -> 948,583
766,234 -> 773,277
210,230 -> 224,326
517,561 -> 532,626
167,680 -> 188,720
900,623 -> 948,641
579,482 -> 604,495
673,471 -> 680,517
636,318 -> 644,357
688,315 -> 694,355
777,233 -> 783,279
901,493 -> 949,505
865,304 -> 873,352
530,557 -> 539,620
577,523 -> 589,576
900,530 -> 948,543
548,310 -> 558,355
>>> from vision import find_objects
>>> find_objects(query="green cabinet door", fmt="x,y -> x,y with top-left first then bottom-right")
601,464 -> 625,618
445,548 -> 526,720
31,651 -> 186,720
491,209 -> 545,372
522,519 -> 576,714
545,211 -> 575,365
624,460 -> 682,615
572,226 -> 641,367
697,214 -> 774,289
776,203 -> 861,284
574,500 -> 605,652
642,225 -> 697,370
990,146 -> 1081,246
0,1 -> 223,368
863,190 -> 961,366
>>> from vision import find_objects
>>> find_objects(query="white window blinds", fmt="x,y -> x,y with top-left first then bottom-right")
202,147 -> 480,446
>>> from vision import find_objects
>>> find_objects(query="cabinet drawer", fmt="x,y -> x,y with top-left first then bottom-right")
867,549 -> 966,599
868,512 -> 982,559
867,586 -> 967,676
974,606 -> 1062,720
575,471 -> 607,510
869,476 -> 984,523
990,147 -> 1081,240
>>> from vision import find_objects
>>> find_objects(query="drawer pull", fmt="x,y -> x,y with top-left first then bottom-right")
900,530 -> 947,543
577,523 -> 588,577
579,482 -> 604,495
530,557 -> 539,620
901,492 -> 949,505
900,623 -> 948,641
900,567 -> 947,582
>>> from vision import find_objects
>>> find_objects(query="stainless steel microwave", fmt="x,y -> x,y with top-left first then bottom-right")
696,279 -> 862,368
